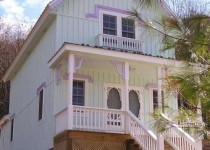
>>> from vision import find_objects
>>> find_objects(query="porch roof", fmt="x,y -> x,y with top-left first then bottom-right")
48,43 -> 181,68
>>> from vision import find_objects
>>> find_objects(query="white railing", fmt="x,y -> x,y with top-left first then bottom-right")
98,34 -> 143,52
56,106 -> 158,149
127,111 -> 158,150
73,106 -> 125,133
162,114 -> 203,150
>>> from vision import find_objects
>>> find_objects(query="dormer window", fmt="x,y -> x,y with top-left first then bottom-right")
103,14 -> 117,35
122,18 -> 135,38
102,14 -> 136,39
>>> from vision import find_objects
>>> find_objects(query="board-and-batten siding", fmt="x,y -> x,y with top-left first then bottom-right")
54,64 -> 158,125
55,0 -> 174,58
5,20 -> 57,150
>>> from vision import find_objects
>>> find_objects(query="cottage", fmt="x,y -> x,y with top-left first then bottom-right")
0,0 -> 203,149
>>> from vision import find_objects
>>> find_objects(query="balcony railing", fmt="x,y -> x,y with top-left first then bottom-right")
98,34 -> 143,52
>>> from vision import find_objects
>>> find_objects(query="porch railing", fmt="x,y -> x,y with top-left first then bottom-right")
162,114 -> 203,150
98,34 -> 143,52
73,106 -> 125,133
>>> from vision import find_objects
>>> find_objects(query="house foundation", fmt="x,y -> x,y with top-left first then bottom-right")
54,130 -> 131,150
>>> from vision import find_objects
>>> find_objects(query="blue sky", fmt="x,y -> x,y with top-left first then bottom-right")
0,0 -> 209,28
0,0 -> 51,27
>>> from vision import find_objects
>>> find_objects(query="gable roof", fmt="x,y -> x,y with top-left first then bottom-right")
2,0 -> 62,81
2,0 -> 174,81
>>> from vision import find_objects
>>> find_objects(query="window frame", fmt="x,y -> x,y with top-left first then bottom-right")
99,10 -> 138,39
10,118 -> 14,142
38,88 -> 44,122
73,78 -> 88,106
149,88 -> 164,112
121,17 -> 135,39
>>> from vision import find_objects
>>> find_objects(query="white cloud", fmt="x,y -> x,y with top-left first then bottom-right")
23,0 -> 51,8
0,0 -> 52,29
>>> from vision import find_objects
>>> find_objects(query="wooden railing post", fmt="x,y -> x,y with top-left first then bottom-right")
67,53 -> 74,130
157,134 -> 164,150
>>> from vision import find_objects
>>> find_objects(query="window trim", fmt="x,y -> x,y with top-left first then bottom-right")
38,88 -> 44,122
10,118 -> 14,142
149,87 -> 164,112
73,77 -> 88,106
128,86 -> 144,121
99,10 -> 138,39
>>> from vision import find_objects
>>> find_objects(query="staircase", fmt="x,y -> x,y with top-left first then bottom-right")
126,112 -> 203,150
203,140 -> 210,150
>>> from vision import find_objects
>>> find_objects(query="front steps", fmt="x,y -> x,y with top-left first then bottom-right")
126,139 -> 142,150
164,140 -> 175,150
126,139 -> 175,150
203,140 -> 210,150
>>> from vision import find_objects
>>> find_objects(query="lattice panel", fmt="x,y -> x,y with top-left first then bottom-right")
54,140 -> 67,150
72,139 -> 126,150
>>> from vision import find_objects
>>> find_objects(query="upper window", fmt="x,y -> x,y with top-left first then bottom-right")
38,89 -> 44,121
73,80 -> 85,106
102,14 -> 135,38
122,18 -> 135,38
103,14 -> 117,36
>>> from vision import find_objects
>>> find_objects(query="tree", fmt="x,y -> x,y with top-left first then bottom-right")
0,19 -> 30,119
132,0 -> 210,138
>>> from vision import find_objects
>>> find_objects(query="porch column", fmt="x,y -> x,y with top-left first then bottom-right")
125,62 -> 129,133
157,67 -> 162,110
157,67 -> 164,150
67,53 -> 75,129
125,62 -> 129,111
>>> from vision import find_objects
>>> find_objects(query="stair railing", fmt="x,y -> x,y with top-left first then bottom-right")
127,111 -> 158,150
162,114 -> 203,150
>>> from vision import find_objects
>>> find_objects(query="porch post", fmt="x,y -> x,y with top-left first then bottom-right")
157,67 -> 162,110
67,53 -> 75,129
157,67 -> 164,150
125,62 -> 129,133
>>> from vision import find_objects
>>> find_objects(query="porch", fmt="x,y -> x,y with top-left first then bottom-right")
49,43 -> 202,150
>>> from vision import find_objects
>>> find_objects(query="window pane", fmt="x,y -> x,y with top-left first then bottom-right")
38,89 -> 43,121
107,88 -> 121,109
122,18 -> 135,39
129,90 -> 140,117
103,14 -> 117,36
73,81 -> 85,106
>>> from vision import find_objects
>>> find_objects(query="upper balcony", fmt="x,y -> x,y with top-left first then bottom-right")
98,34 -> 143,53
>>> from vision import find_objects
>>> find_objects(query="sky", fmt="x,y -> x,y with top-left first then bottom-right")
0,0 -> 52,28
0,0 -> 209,28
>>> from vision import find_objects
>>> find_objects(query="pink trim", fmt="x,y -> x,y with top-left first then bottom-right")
74,74 -> 93,83
10,113 -> 16,120
49,0 -> 64,9
37,82 -> 46,95
86,5 -> 129,19
110,61 -> 125,80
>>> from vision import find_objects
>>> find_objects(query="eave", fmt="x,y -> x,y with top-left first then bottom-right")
48,43 -> 181,68
2,5 -> 56,81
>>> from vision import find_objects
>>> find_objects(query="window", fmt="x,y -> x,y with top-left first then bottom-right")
102,14 -> 136,38
178,93 -> 196,111
122,18 -> 135,38
73,80 -> 85,106
107,88 -> 121,109
153,90 -> 164,111
38,89 -> 44,121
129,90 -> 140,117
10,118 -> 14,142
103,14 -> 117,35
